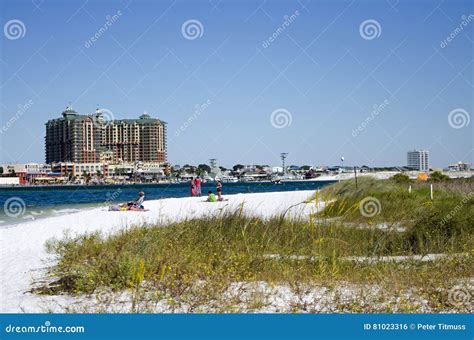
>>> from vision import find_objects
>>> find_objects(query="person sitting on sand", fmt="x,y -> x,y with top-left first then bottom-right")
206,190 -> 217,202
121,191 -> 145,210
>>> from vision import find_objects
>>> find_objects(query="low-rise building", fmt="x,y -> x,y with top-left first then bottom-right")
0,177 -> 20,185
73,163 -> 109,177
1,163 -> 52,184
447,162 -> 471,172
51,162 -> 75,176
107,163 -> 135,177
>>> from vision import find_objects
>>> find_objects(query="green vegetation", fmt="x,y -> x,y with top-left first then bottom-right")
40,177 -> 474,312
390,173 -> 412,184
320,177 -> 472,221
429,171 -> 451,181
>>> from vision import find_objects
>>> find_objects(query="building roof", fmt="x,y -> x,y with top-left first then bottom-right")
46,109 -> 167,125
113,114 -> 167,125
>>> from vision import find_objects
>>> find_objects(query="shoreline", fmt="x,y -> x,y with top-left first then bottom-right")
0,178 -> 334,189
1,171 -> 472,188
0,190 -> 320,313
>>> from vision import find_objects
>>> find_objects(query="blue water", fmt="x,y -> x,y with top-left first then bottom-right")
0,180 -> 335,226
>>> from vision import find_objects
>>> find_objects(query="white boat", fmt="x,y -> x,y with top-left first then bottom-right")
218,176 -> 239,183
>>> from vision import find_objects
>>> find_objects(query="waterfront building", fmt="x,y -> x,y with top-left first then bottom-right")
0,163 -> 52,184
45,108 -> 167,164
407,150 -> 429,172
103,113 -> 167,164
45,107 -> 103,164
106,163 -> 135,177
72,163 -> 109,177
51,162 -> 75,176
0,177 -> 20,185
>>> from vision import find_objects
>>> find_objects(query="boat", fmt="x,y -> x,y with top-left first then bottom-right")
218,176 -> 239,183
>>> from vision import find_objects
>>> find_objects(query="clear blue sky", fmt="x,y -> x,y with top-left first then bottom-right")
0,0 -> 472,168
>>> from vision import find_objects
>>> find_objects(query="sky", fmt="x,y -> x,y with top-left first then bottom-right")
0,0 -> 472,168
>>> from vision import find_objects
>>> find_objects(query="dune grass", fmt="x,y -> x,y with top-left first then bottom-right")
40,177 -> 474,312
317,177 -> 473,252
319,177 -> 473,220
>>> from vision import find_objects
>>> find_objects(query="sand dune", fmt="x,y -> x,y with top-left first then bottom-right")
0,190 -> 320,313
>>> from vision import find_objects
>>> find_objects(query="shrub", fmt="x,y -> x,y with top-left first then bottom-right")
391,173 -> 411,184
429,171 -> 450,181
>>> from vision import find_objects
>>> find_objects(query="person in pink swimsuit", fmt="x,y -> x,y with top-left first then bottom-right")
195,177 -> 202,197
190,177 -> 197,196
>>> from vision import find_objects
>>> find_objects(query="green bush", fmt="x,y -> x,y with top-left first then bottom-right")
429,171 -> 450,181
391,173 -> 412,184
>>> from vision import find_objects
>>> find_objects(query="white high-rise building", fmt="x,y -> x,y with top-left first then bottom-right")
407,150 -> 429,171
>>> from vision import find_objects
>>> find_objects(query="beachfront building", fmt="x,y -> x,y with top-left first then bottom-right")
106,163 -> 135,177
0,163 -> 52,184
407,150 -> 429,172
72,163 -> 109,177
50,162 -> 74,176
102,113 -> 167,164
45,107 -> 103,164
45,108 -> 167,165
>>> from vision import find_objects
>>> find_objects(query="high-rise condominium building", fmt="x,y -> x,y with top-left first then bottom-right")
45,108 -> 103,164
102,114 -> 167,163
407,150 -> 429,171
45,107 -> 167,164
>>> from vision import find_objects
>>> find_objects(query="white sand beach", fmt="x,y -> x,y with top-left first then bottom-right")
0,190 -> 321,313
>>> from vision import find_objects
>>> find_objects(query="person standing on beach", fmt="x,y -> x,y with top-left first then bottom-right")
216,179 -> 223,201
190,177 -> 197,197
195,176 -> 202,197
